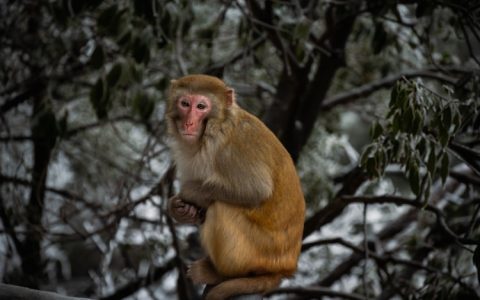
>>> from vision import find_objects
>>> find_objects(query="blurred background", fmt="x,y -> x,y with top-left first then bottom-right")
0,0 -> 479,299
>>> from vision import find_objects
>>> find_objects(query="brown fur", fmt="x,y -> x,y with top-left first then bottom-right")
166,74 -> 305,300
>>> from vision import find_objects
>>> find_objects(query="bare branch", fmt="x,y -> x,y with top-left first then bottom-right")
267,286 -> 367,300
98,258 -> 176,300
0,173 -> 102,210
302,236 -> 475,292
340,195 -> 478,246
321,69 -> 457,111
0,283 -> 91,300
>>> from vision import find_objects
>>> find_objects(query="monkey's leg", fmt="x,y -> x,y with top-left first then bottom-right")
188,257 -> 224,285
204,274 -> 282,300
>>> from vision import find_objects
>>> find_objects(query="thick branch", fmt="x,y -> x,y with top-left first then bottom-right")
0,174 -> 102,210
303,167 -> 367,238
0,284 -> 91,300
268,287 -> 367,300
314,208 -> 418,287
283,3 -> 359,160
244,0 -> 290,61
99,258 -> 176,300
321,69 -> 457,111
303,237 -> 474,290
340,195 -> 478,246
313,171 -> 464,288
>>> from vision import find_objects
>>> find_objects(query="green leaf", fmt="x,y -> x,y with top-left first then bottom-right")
427,148 -> 437,177
402,106 -> 414,133
67,0 -> 86,15
118,30 -> 132,46
389,82 -> 399,109
408,162 -> 420,196
107,63 -> 123,87
132,37 -> 150,64
399,88 -> 410,111
98,5 -> 125,37
442,105 -> 452,131
370,121 -> 384,139
416,1 -> 433,18
439,125 -> 450,147
89,78 -> 110,120
98,5 -> 118,29
90,45 -> 105,69
360,144 -> 376,168
376,147 -> 388,176
413,111 -> 423,134
134,0 -> 155,23
452,107 -> 462,132
294,18 -> 312,41
372,22 -> 387,55
391,112 -> 401,134
50,1 -> 68,26
422,174 -> 432,204
393,136 -> 407,161
133,93 -> 155,121
366,156 -> 378,178
440,152 -> 450,184
417,138 -> 427,158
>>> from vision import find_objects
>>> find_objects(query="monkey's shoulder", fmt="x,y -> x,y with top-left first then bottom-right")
232,109 -> 281,144
214,109 -> 292,174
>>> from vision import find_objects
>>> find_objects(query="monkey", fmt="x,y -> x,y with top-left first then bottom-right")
165,74 -> 305,300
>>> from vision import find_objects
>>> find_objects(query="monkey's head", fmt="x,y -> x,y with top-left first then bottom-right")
166,74 -> 235,143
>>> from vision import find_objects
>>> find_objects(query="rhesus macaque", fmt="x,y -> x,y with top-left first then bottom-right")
166,74 -> 305,300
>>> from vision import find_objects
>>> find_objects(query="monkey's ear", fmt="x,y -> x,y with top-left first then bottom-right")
226,88 -> 236,107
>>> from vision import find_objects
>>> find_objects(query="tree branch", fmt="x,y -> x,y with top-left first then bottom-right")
303,167 -> 367,238
0,174 -> 102,210
321,69 -> 457,111
303,236 -> 475,292
313,174 -> 464,288
0,284 -> 91,300
99,258 -> 176,300
283,2 -> 359,160
340,195 -> 478,246
267,286 -> 367,300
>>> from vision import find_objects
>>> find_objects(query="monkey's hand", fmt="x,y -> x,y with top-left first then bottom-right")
168,195 -> 206,225
179,180 -> 213,208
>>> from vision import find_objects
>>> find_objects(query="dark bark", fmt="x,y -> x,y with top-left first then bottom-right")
316,209 -> 418,287
99,259 -> 176,300
16,93 -> 53,288
263,63 -> 310,139
303,167 -> 367,238
0,283 -> 92,300
313,176 -> 463,289
283,4 -> 358,161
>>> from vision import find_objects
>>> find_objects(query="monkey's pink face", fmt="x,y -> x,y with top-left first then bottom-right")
176,94 -> 212,142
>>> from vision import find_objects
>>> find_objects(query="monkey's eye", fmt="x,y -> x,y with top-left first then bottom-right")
197,103 -> 207,110
180,100 -> 190,107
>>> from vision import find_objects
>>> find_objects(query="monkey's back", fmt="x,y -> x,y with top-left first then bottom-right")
200,108 -> 305,278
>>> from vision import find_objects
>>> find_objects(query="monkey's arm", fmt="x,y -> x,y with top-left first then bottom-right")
167,195 -> 206,224
180,173 -> 272,208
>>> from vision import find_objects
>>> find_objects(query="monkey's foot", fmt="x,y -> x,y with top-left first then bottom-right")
188,257 -> 223,285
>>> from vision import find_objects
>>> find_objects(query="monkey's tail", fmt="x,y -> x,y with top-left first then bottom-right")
204,274 -> 282,300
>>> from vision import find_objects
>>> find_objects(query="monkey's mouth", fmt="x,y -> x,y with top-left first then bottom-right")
182,133 -> 199,141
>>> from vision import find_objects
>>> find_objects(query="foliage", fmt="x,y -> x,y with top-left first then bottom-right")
361,79 -> 479,200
